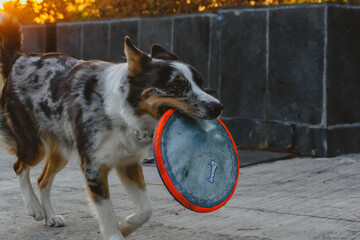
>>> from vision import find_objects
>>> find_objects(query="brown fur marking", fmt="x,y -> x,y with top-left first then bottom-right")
38,137 -> 68,190
13,143 -> 45,175
86,166 -> 112,203
124,37 -> 149,76
121,228 -> 133,238
125,163 -> 146,190
138,95 -> 191,119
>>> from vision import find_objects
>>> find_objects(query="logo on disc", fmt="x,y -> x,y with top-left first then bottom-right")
207,160 -> 218,183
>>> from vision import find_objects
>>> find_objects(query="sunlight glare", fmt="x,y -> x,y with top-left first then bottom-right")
0,0 -> 43,9
0,0 -> 8,9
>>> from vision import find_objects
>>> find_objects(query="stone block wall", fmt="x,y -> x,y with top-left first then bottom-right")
20,3 -> 360,157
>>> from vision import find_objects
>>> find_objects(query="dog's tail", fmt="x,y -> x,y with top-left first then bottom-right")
0,13 -> 22,86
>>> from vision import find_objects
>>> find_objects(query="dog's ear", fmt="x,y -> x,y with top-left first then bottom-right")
124,36 -> 150,76
151,44 -> 181,61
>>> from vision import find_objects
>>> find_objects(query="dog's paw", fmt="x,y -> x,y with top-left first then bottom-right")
108,232 -> 125,240
45,215 -> 65,227
25,201 -> 45,221
119,220 -> 132,238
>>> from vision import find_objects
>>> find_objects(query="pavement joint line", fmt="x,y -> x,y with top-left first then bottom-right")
231,207 -> 360,223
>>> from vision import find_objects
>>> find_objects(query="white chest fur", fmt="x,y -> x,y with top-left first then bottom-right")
93,63 -> 156,167
92,128 -> 153,167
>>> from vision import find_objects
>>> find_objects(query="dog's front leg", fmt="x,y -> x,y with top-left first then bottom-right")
82,164 -> 124,240
116,163 -> 152,237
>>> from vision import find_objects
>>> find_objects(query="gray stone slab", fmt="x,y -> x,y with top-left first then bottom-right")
218,10 -> 267,119
221,118 -> 295,150
139,17 -> 172,54
173,15 -> 211,85
263,121 -> 295,149
20,25 -> 46,53
57,23 -> 82,59
268,7 -> 325,124
109,19 -> 139,63
327,126 -> 360,157
326,6 -> 360,125
45,24 -> 56,52
207,15 -> 219,91
83,22 -> 110,61
222,118 -> 328,156
296,126 -> 326,157
221,118 -> 263,148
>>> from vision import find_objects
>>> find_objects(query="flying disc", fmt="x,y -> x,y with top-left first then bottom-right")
153,109 -> 239,213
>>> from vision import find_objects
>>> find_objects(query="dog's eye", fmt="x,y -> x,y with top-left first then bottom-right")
168,79 -> 188,95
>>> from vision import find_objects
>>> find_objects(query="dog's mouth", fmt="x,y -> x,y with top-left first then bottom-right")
157,105 -> 221,120
158,102 -> 223,120
158,105 -> 190,119
158,105 -> 175,116
158,105 -> 201,120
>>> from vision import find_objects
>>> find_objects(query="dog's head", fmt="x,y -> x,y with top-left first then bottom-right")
125,37 -> 223,120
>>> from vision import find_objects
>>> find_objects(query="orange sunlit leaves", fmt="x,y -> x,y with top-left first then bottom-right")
0,0 -> 42,9
0,0 -> 11,9
2,0 -> 98,24
2,0 -> 358,25
33,16 -> 40,23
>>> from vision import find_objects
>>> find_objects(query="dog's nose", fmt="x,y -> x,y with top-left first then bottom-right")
208,101 -> 223,113
206,101 -> 224,119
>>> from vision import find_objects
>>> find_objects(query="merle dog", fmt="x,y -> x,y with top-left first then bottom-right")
0,15 -> 223,239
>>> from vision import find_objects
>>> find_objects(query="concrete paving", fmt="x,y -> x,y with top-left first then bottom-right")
0,145 -> 359,240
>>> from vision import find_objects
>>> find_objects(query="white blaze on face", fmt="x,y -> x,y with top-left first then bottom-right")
170,62 -> 220,103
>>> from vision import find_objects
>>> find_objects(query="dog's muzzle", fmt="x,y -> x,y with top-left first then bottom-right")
205,101 -> 224,120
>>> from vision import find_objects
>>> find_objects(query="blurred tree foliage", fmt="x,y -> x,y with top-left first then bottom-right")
2,0 -> 357,24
